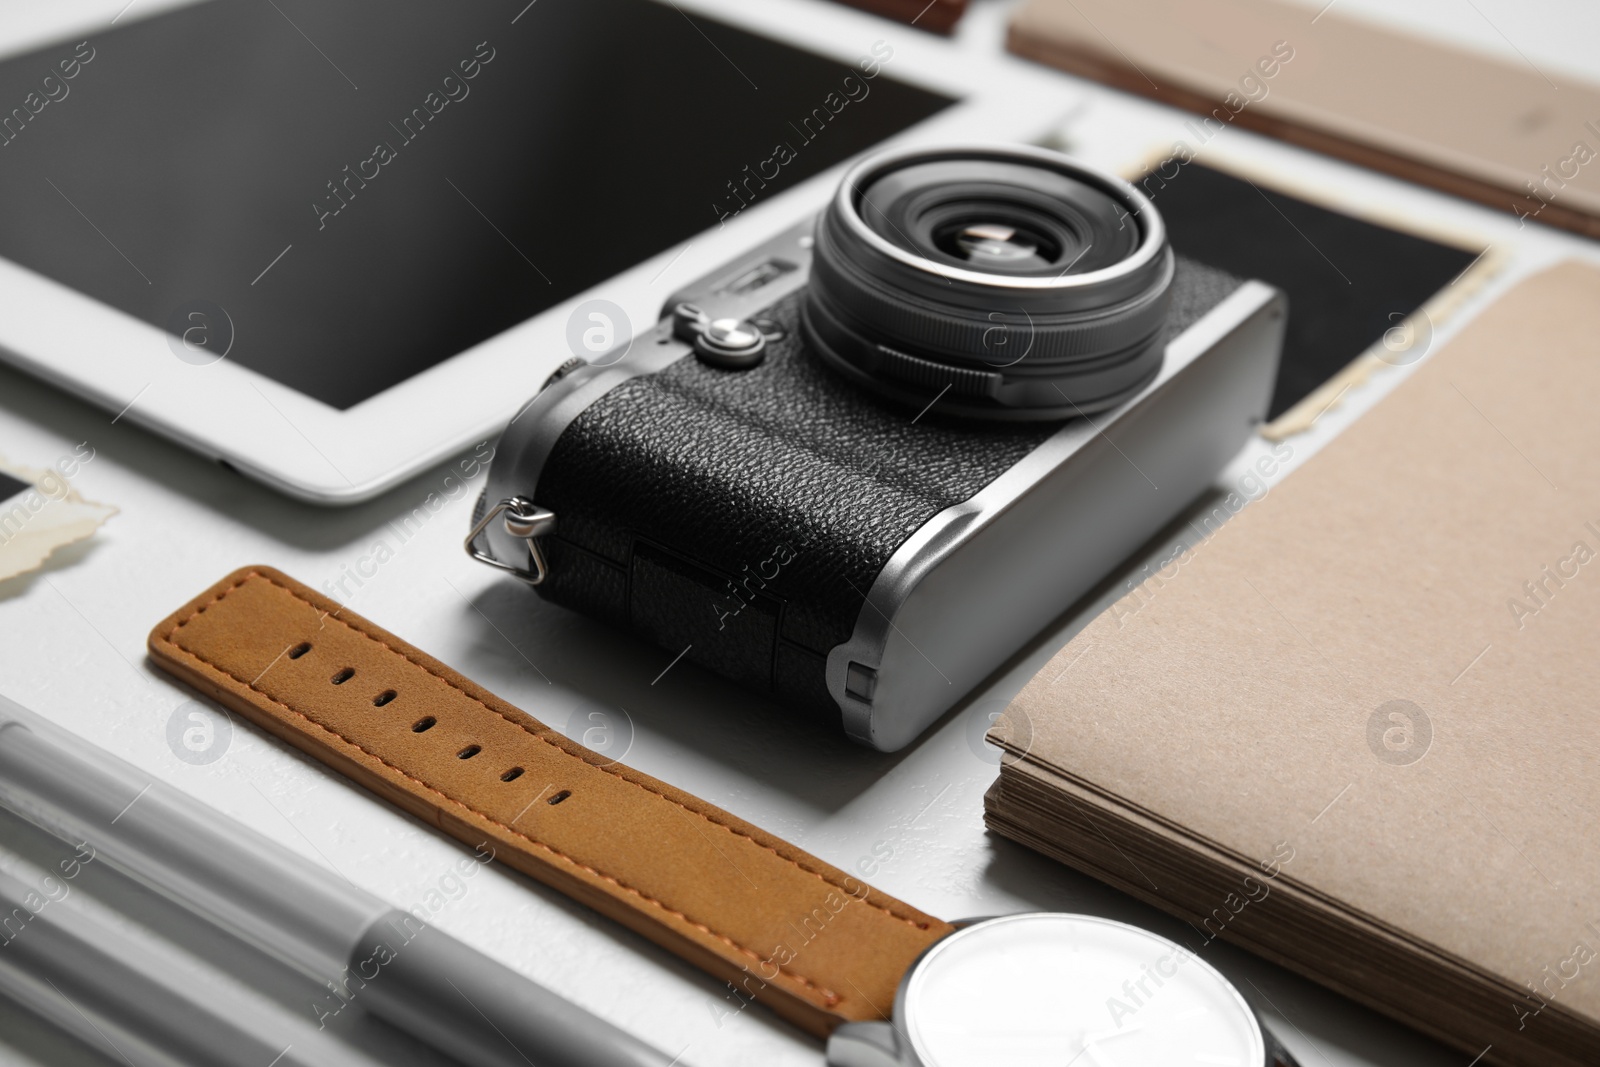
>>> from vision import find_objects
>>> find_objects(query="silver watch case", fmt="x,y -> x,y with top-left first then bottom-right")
826,914 -> 1300,1067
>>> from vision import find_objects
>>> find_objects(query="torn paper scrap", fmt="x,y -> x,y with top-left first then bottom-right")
0,448 -> 117,581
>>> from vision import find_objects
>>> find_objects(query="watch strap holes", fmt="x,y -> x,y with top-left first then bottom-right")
548,789 -> 571,805
287,642 -> 312,659
373,689 -> 397,707
330,667 -> 354,685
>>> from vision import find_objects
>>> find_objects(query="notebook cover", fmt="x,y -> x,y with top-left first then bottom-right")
991,260 -> 1600,1063
1007,0 -> 1600,238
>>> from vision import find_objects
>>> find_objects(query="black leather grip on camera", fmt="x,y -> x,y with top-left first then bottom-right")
525,258 -> 1243,727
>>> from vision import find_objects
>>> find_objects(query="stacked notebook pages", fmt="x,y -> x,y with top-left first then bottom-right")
986,263 -> 1600,1067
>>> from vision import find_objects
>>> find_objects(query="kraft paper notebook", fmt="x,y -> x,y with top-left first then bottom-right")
1007,0 -> 1600,238
986,261 -> 1600,1067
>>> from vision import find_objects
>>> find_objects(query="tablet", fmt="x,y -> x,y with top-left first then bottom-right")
0,0 -> 1060,503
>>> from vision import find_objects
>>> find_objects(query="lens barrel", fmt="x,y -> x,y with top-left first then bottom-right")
802,145 -> 1174,421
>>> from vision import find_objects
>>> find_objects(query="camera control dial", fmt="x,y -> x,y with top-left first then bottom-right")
673,302 -> 767,369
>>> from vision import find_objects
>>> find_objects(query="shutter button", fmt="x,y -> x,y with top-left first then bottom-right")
673,303 -> 766,369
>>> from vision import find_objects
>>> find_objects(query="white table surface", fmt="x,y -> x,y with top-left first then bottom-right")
1,1 -> 1597,1065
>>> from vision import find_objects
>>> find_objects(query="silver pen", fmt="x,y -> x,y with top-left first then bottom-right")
0,694 -> 680,1067
0,847 -> 407,1067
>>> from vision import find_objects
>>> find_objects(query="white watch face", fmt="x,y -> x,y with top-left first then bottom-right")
901,914 -> 1265,1067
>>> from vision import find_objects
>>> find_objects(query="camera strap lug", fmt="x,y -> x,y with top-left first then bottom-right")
464,496 -> 557,586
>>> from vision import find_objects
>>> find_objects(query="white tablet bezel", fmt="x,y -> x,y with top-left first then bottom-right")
0,0 -> 1084,504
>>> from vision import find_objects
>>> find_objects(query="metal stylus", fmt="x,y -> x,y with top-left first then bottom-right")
0,695 -> 678,1067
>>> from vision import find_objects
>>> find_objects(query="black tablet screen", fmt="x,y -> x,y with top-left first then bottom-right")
0,0 -> 952,408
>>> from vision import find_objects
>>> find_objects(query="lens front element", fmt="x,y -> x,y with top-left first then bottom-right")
940,222 -> 1056,270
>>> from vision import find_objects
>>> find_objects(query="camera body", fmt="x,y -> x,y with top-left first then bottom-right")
476,149 -> 1285,751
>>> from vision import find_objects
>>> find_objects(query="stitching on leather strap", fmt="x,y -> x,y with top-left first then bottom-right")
161,570 -> 931,932
152,570 -> 949,1009
155,608 -> 845,1008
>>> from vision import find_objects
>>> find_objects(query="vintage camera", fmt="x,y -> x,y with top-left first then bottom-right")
471,145 -> 1284,751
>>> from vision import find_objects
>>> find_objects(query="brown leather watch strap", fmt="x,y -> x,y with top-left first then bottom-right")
148,566 -> 951,1037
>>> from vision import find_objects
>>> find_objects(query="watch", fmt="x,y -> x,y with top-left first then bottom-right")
830,912 -> 1297,1067
148,566 -> 1298,1067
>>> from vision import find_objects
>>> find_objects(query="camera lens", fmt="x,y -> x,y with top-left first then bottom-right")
802,145 -> 1173,420
941,222 -> 1055,269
